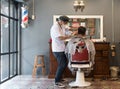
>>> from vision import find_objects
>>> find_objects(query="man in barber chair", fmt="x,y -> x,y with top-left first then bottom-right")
65,26 -> 96,87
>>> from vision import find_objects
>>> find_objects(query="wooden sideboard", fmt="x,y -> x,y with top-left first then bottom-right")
48,42 -> 110,79
48,42 -> 74,78
93,42 -> 110,78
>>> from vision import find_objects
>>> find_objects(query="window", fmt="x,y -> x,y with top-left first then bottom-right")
0,0 -> 21,83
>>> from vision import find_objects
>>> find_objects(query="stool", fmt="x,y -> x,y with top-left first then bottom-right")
32,55 -> 45,77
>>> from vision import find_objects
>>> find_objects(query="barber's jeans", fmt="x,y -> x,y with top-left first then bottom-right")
53,52 -> 68,83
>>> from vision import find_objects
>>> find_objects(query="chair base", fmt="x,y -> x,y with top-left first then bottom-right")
69,70 -> 91,87
69,81 -> 91,87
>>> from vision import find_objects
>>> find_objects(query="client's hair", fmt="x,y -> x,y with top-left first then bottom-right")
78,26 -> 86,35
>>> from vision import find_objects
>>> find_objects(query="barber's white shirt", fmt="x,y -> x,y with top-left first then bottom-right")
50,23 -> 66,52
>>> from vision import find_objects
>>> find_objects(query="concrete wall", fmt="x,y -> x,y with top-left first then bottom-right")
21,0 -> 120,75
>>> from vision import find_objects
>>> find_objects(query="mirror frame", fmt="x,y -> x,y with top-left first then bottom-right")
53,15 -> 103,42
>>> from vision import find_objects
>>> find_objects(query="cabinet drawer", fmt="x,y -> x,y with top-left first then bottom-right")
102,51 -> 109,56
95,51 -> 109,57
95,57 -> 109,62
95,44 -> 109,50
94,61 -> 109,75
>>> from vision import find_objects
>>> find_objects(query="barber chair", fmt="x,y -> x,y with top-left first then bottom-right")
69,42 -> 92,87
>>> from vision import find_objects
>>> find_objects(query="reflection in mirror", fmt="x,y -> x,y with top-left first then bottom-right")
53,15 -> 103,42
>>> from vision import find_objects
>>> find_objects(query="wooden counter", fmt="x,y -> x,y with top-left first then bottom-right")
48,42 -> 110,79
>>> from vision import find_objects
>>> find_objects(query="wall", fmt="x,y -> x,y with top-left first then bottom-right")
21,0 -> 120,75
112,0 -> 120,66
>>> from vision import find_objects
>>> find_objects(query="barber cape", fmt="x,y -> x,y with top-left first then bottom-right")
65,36 -> 96,74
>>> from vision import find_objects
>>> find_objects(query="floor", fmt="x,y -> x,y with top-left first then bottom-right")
0,75 -> 120,89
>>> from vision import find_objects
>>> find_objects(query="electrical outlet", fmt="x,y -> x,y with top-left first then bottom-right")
112,51 -> 115,56
111,45 -> 116,50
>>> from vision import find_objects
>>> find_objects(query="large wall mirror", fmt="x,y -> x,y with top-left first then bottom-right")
53,15 -> 103,42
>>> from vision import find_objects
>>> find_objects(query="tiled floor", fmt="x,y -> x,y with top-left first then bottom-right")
0,75 -> 55,89
0,75 -> 120,89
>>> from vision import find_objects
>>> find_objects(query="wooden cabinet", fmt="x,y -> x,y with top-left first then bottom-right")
48,42 -> 57,78
48,42 -> 73,78
48,42 -> 110,79
93,42 -> 110,78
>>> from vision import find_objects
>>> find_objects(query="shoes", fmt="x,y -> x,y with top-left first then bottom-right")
61,79 -> 68,83
55,82 -> 65,88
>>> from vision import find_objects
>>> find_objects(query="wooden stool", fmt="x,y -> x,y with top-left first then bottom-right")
32,55 -> 45,77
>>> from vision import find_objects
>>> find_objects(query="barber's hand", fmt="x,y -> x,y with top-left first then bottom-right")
71,31 -> 78,36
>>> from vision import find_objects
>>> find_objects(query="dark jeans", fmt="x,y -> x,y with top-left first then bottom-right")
53,52 -> 68,83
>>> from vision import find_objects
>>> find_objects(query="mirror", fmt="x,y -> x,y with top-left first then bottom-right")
53,15 -> 103,42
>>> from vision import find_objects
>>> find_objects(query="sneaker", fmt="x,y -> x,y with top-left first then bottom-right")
61,79 -> 68,83
55,82 -> 65,88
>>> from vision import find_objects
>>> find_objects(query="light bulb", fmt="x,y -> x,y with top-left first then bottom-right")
80,0 -> 85,6
73,0 -> 79,6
